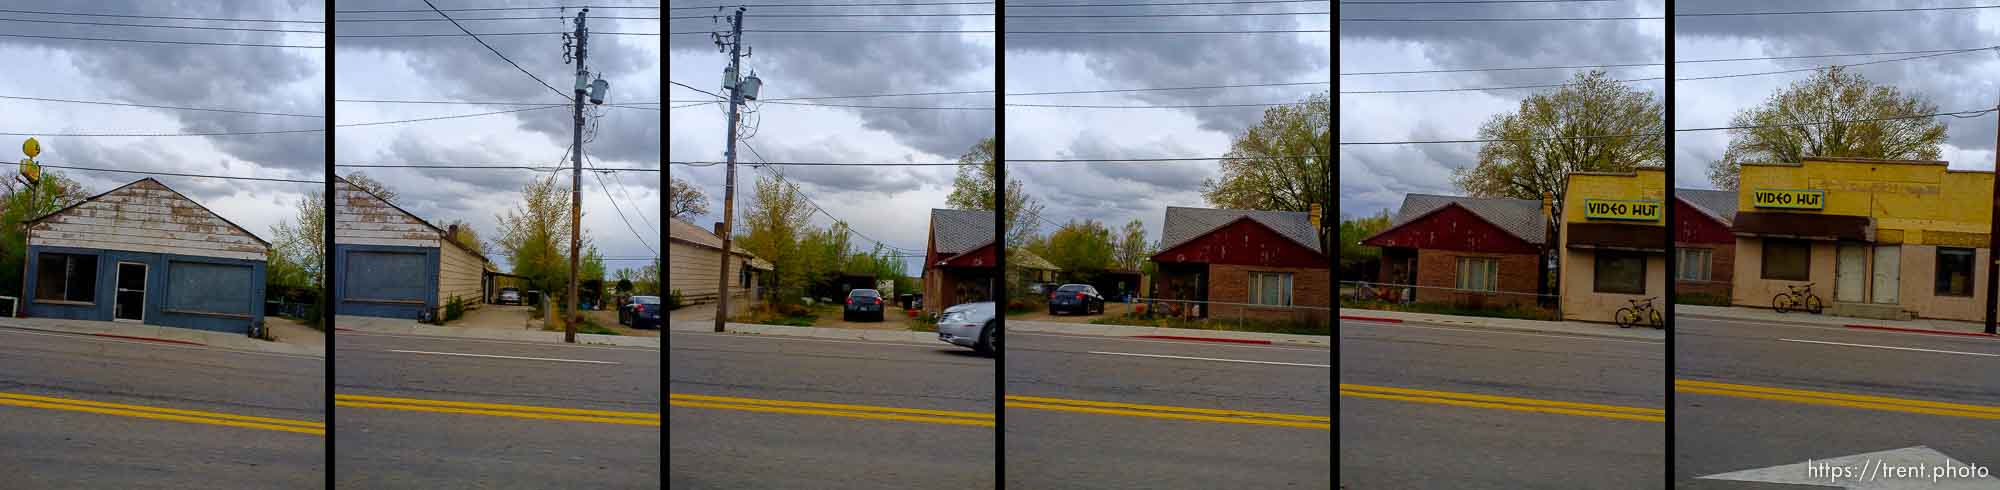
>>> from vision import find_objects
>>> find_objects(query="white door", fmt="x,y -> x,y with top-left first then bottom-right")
1836,245 -> 1865,303
1872,246 -> 1900,304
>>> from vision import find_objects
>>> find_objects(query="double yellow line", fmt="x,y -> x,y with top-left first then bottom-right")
1340,383 -> 1666,422
336,394 -> 660,426
670,393 -> 994,427
0,392 -> 325,435
1676,379 -> 2000,420
1006,395 -> 1330,429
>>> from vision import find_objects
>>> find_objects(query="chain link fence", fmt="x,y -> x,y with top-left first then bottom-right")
1340,280 -> 1559,321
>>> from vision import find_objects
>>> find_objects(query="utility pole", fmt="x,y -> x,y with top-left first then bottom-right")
1987,97 -> 1999,335
714,8 -> 746,333
565,9 -> 589,343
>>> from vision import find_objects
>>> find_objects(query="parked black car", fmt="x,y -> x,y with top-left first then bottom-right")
620,295 -> 661,329
1048,284 -> 1104,315
844,289 -> 886,322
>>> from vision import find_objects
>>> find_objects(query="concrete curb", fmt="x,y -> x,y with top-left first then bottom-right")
1338,309 -> 1664,341
0,322 -> 326,358
1006,320 -> 1330,347
1675,312 -> 1998,338
336,316 -> 661,348
714,322 -> 940,344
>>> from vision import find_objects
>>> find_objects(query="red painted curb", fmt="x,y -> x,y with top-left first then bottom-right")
1132,335 -> 1273,345
1339,315 -> 1403,323
1843,324 -> 2000,338
333,327 -> 355,332
89,333 -> 206,346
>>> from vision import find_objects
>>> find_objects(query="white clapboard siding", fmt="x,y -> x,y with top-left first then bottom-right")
333,181 -> 439,248
669,240 -> 754,301
437,241 -> 485,311
28,179 -> 267,261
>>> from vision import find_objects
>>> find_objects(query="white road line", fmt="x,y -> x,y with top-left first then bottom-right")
1012,332 -> 1331,352
386,349 -> 619,364
338,331 -> 660,352
1087,351 -> 1330,368
1777,338 -> 2000,358
1683,316 -> 2000,342
1342,321 -> 1666,345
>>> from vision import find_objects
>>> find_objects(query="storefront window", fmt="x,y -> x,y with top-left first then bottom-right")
34,253 -> 98,303
1677,248 -> 1712,281
1762,239 -> 1810,281
1594,251 -> 1645,294
1456,257 -> 1498,292
1936,247 -> 1975,297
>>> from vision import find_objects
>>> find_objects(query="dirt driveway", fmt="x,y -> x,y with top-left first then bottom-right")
1008,302 -> 1133,324
449,304 -> 659,337
812,304 -> 921,330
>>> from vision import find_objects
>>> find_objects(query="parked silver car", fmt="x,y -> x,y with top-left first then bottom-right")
936,301 -> 997,354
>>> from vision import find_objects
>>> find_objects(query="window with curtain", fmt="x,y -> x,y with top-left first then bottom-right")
1456,257 -> 1499,292
1248,272 -> 1293,306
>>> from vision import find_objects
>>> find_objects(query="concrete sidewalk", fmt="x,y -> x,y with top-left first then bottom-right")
0,316 -> 326,357
673,318 -> 1332,347
1675,304 -> 1999,337
1339,308 -> 1667,341
669,320 -> 940,344
337,315 -> 661,348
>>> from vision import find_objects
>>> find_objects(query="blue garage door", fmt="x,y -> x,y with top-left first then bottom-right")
345,250 -> 430,318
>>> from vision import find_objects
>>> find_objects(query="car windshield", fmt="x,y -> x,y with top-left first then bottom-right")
849,289 -> 880,298
501,288 -> 519,293
632,296 -> 660,305
1057,285 -> 1087,292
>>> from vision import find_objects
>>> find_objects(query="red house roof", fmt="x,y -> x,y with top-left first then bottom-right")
1150,215 -> 1326,267
1361,202 -> 1541,255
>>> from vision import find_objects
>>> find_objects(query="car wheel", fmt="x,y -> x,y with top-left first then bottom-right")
975,321 -> 997,354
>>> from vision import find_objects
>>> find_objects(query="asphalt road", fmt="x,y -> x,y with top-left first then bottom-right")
1674,316 -> 2000,489
334,331 -> 660,489
0,327 -> 325,489
1341,319 -> 1667,489
669,329 -> 996,489
1006,330 -> 1332,489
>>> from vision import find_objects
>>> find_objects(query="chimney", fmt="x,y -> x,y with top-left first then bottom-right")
714,222 -> 725,237
446,224 -> 459,237
1541,192 -> 1553,221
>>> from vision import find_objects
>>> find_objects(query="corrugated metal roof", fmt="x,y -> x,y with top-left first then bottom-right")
1158,206 -> 1323,253
669,217 -> 773,270
930,208 -> 996,254
1676,188 -> 1737,225
1388,194 -> 1547,245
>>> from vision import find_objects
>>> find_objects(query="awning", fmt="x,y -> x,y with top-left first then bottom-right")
1732,211 -> 1871,242
1566,222 -> 1667,253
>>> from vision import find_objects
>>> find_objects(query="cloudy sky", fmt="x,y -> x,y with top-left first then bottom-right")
1006,1 -> 1331,249
0,0 -> 325,243
669,0 -> 995,273
1673,0 -> 2000,189
1338,0 -> 1665,217
335,1 -> 661,272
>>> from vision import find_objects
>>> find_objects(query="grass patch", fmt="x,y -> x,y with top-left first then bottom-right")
905,310 -> 937,332
543,315 -> 622,335
1340,297 -> 1556,322
729,303 -> 821,327
1089,313 -> 1330,336
1673,292 -> 1731,307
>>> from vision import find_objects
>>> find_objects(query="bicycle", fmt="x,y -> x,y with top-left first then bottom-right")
1614,297 -> 1663,330
1771,283 -> 1824,315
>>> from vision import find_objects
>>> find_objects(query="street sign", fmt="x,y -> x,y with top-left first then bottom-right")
19,158 -> 37,184
21,137 -> 37,158
1699,446 -> 1995,489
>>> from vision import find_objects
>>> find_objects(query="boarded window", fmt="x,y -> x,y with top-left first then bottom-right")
34,253 -> 97,303
1936,247 -> 1975,297
347,251 -> 429,302
1248,272 -> 1293,306
1677,248 -> 1712,281
1594,251 -> 1646,295
167,261 -> 253,315
1762,239 -> 1810,281
1455,257 -> 1499,292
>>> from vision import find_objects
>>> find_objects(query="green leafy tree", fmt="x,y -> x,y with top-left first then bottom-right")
735,175 -> 813,302
671,176 -> 709,220
269,190 -> 325,289
1454,70 -> 1664,240
440,218 -> 488,257
1113,218 -> 1149,270
947,137 -> 1045,248
1707,66 -> 1946,190
1202,91 -> 1332,252
1045,220 -> 1117,278
495,175 -> 584,298
345,171 -> 399,204
1338,211 -> 1394,281
0,172 -> 90,296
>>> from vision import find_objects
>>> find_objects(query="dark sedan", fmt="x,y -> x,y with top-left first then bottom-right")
1048,284 -> 1104,316
620,295 -> 661,329
844,289 -> 886,322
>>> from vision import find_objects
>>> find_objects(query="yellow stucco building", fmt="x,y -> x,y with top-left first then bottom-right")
1731,157 -> 1994,321
1560,168 -> 1668,323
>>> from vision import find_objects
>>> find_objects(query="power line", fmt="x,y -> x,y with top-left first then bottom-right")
738,140 -> 924,253
585,151 -> 660,258
335,31 -> 660,38
670,80 -> 729,100
0,17 -> 325,33
1008,101 -> 1306,108
671,12 -> 988,18
422,0 -> 572,103
1011,80 -> 1328,96
1,160 -> 320,183
339,6 -> 663,13
1340,0 -> 1608,3
670,1 -> 986,9
1336,109 -> 1996,145
1676,46 -> 1995,82
0,94 -> 323,118
1341,76 -> 1663,94
0,127 -> 322,137
1677,4 -> 2000,17
672,160 -> 970,166
337,15 -> 661,22
1007,0 -> 1329,7
1339,132 -> 1662,145
335,105 -> 568,128
0,32 -> 320,48
675,100 -> 993,109
1010,155 -> 1327,162
1005,11 -> 1330,18
672,29 -> 990,34
1342,62 -> 1662,76
1342,47 -> 1994,75
1340,16 -> 1660,22
335,163 -> 659,171
0,8 -> 322,24
1678,47 -> 1992,64
335,98 -> 659,106
1008,29 -> 1330,34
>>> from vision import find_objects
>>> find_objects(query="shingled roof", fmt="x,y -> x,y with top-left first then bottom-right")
1159,206 -> 1322,254
1676,188 -> 1738,226
930,208 -> 996,255
668,217 -> 773,270
1381,194 -> 1547,245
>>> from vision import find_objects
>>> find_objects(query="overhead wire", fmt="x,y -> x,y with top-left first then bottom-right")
584,151 -> 660,258
420,0 -> 573,103
0,94 -> 323,118
0,8 -> 322,24
738,140 -> 924,254
0,32 -> 321,48
0,17 -> 325,33
0,160 -> 320,183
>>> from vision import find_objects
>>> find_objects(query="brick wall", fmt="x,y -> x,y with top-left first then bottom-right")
1675,241 -> 1735,299
1413,248 -> 1540,308
1207,264 -> 1330,324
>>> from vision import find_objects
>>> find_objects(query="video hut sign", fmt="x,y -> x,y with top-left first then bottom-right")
1582,199 -> 1661,222
1751,189 -> 1825,210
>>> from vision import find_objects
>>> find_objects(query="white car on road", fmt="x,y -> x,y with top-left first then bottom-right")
936,301 -> 997,354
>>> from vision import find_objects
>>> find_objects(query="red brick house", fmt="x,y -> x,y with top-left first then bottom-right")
1675,188 -> 1736,300
1150,207 -> 1328,324
923,208 -> 998,314
1360,194 -> 1549,307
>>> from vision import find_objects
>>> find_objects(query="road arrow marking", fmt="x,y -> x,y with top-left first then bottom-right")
1699,446 -> 1997,489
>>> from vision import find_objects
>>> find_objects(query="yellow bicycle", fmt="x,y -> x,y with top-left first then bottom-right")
1771,283 -> 1824,315
1614,297 -> 1663,330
